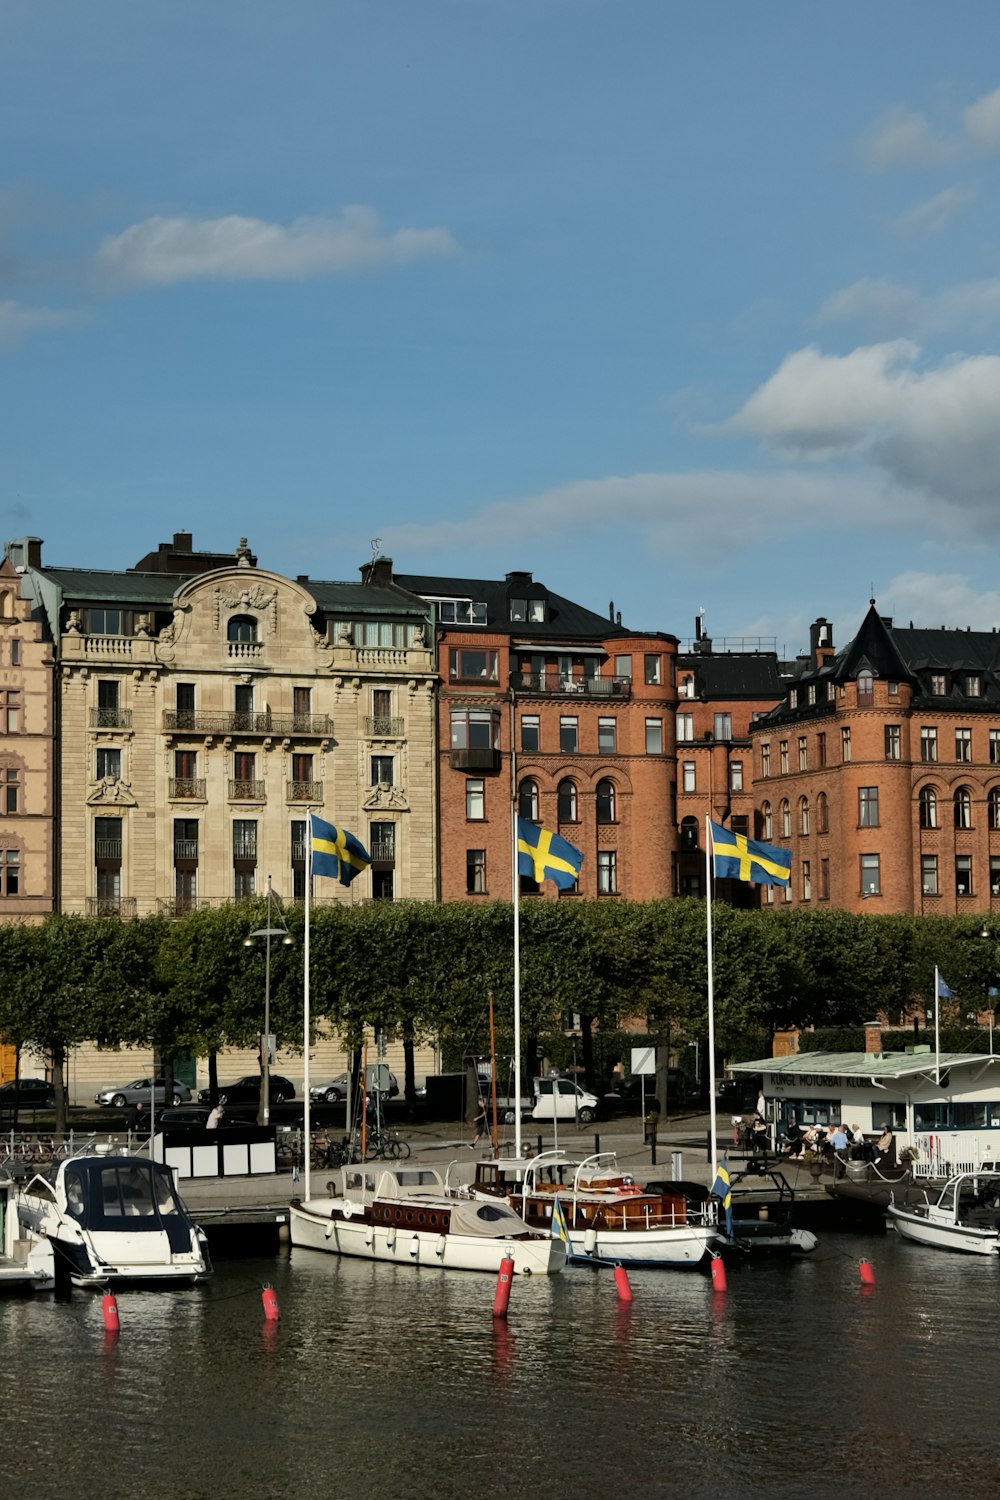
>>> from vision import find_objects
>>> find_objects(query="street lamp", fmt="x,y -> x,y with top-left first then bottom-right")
243,874 -> 294,1127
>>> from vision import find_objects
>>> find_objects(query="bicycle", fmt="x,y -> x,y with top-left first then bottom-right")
364,1130 -> 411,1161
324,1136 -> 362,1168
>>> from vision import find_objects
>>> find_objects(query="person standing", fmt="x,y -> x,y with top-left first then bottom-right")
207,1096 -> 226,1129
756,1088 -> 766,1119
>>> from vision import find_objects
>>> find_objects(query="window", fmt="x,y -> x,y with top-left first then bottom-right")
885,725 -> 901,760
597,850 -> 618,894
0,848 -> 20,895
173,818 -> 199,863
93,680 -> 121,728
519,778 -> 539,822
779,741 -> 789,774
175,868 -> 198,910
817,733 -> 826,767
991,857 -> 1000,897
354,620 -> 418,648
956,855 -> 973,898
860,853 -> 881,897
966,675 -> 981,697
761,743 -> 771,777
780,799 -> 790,837
557,779 -> 578,822
990,788 -> 1000,831
645,718 -> 663,754
509,598 -> 545,623
761,802 -> 772,840
432,598 -> 487,626
175,682 -> 195,728
598,717 -> 617,754
816,792 -> 828,833
682,761 -> 696,793
789,689 -> 797,709
676,712 -> 693,742
921,855 -> 939,897
233,819 -> 257,862
714,713 -> 732,741
370,755 -> 394,786
954,786 -> 973,829
10,640 -> 20,665
820,858 -> 830,900
644,653 -> 661,685
859,787 -> 879,827
559,717 -> 578,754
680,816 -> 699,851
921,726 -> 937,762
596,778 -> 616,823
802,860 -> 811,902
841,727 -> 851,762
87,608 -> 129,636
451,710 -> 498,750
614,655 -> 632,681
3,766 -> 20,815
370,822 -> 396,867
227,614 -> 257,643
955,728 -> 972,763
94,816 -> 122,862
450,648 -> 498,681
96,747 -> 121,781
465,779 -> 485,820
520,715 -> 540,752
730,760 -> 743,793
799,797 -> 810,835
991,730 -> 1000,765
807,684 -> 816,706
466,849 -> 487,894
919,785 -> 938,829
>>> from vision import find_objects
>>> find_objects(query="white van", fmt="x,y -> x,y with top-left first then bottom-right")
531,1076 -> 599,1125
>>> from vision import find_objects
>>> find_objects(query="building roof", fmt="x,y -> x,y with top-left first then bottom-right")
677,651 -> 787,699
731,1051 -> 995,1080
394,570 -> 632,642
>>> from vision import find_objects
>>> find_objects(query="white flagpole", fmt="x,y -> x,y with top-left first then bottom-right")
934,966 -> 941,1087
511,702 -> 522,1159
705,817 -> 719,1176
304,814 -> 313,1202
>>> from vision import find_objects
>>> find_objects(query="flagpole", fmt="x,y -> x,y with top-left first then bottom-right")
705,817 -> 719,1178
303,814 -> 313,1202
511,697 -> 522,1159
934,965 -> 941,1086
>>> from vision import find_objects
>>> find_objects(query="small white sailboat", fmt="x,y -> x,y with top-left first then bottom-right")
888,1170 -> 1000,1256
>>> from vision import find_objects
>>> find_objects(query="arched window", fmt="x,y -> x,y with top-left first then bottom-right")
596,778 -> 616,824
780,799 -> 790,838
557,778 -> 578,823
857,669 -> 874,698
816,792 -> 828,834
680,816 -> 699,851
919,785 -> 938,829
227,614 -> 257,643
761,802 -> 772,840
799,797 -> 810,836
954,785 -> 973,830
518,778 -> 539,823
989,787 -> 1000,831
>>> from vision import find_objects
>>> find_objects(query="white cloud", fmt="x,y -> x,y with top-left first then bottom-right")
859,105 -> 953,171
882,570 -> 1000,631
0,298 -> 79,350
964,85 -> 1000,151
729,340 -> 1000,509
889,184 -> 977,237
93,207 -> 460,287
816,275 -> 1000,338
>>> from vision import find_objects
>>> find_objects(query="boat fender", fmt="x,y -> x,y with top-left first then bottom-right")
324,1222 -> 334,1240
435,1234 -> 447,1257
365,1228 -> 374,1247
386,1225 -> 397,1250
584,1228 -> 598,1255
342,1202 -> 353,1220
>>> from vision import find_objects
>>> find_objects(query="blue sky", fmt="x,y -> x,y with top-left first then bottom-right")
3,2 -> 1000,657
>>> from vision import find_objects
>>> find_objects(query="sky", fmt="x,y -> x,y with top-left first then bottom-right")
3,2 -> 1000,658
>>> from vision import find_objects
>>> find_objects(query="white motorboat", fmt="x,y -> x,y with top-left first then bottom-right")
472,1151 -> 719,1268
290,1162 -> 566,1275
17,1154 -> 212,1287
0,1171 -> 54,1291
888,1170 -> 1000,1256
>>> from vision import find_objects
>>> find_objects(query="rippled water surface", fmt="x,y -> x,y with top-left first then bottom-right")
3,1231 -> 1000,1499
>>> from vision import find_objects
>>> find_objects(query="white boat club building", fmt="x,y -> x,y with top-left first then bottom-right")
730,1050 -> 1000,1178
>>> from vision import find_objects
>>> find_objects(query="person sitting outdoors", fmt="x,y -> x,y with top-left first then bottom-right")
871,1125 -> 894,1164
830,1122 -> 850,1155
751,1114 -> 770,1153
781,1120 -> 804,1158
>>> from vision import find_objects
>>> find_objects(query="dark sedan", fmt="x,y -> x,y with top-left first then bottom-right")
0,1077 -> 57,1109
198,1074 -> 296,1104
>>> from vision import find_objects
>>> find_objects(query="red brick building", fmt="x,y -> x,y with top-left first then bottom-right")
752,604 -> 1000,915
395,568 -> 679,902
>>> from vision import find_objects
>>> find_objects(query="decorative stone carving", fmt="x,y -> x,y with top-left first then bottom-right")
363,782 -> 408,811
87,776 -> 137,807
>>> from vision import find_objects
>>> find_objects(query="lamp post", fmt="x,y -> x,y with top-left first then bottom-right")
244,875 -> 294,1127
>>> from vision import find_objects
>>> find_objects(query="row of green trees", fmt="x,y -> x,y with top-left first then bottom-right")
3,899 -> 998,1128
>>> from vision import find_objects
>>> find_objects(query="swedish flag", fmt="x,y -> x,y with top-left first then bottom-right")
710,821 -> 791,887
310,813 -> 371,887
711,1158 -> 733,1238
517,817 -> 583,890
550,1195 -> 571,1244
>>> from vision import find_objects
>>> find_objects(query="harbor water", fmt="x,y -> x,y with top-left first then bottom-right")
2,1230 -> 999,1499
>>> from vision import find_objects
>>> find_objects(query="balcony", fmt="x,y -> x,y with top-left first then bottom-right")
510,673 -> 632,700
90,707 -> 133,729
450,747 -> 502,772
227,640 -> 264,662
86,896 -> 137,919
291,842 -> 306,863
169,777 -> 207,800
157,897 -> 204,918
229,779 -> 265,802
95,838 -> 122,860
286,779 -> 322,803
163,710 -> 332,737
370,837 -> 396,863
173,840 -> 200,861
233,841 -> 258,862
365,715 -> 404,738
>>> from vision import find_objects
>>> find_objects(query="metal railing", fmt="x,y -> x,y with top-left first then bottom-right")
90,707 -> 133,729
370,837 -> 396,862
173,839 -> 199,860
365,715 -> 404,737
169,777 -> 206,799
163,710 -> 332,736
510,673 -> 632,699
229,779 -> 265,801
286,780 -> 322,802
86,896 -> 137,918
94,838 -> 122,860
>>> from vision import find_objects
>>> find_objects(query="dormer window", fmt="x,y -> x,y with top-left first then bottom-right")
227,615 -> 257,643
930,673 -> 947,696
510,598 -> 546,624
789,689 -> 797,708
432,599 -> 488,626
965,675 -> 981,698
807,684 -> 816,705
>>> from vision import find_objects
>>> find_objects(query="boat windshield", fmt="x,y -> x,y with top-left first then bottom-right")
65,1160 -> 184,1231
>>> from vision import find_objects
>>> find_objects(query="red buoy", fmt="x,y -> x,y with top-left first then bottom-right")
492,1255 -> 514,1318
102,1292 -> 120,1333
710,1255 -> 727,1293
613,1263 -> 633,1303
261,1284 -> 281,1322
859,1258 -> 876,1287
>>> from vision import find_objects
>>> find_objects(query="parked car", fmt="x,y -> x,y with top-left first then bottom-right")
197,1074 -> 296,1104
613,1068 -> 692,1104
717,1074 -> 764,1114
158,1104 -> 213,1130
0,1077 -> 57,1109
309,1066 -> 398,1104
94,1077 -> 192,1108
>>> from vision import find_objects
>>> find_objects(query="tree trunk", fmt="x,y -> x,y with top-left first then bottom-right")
52,1043 -> 67,1136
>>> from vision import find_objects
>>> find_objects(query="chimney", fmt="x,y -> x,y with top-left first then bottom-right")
864,1021 -> 882,1055
363,557 -> 394,587
3,537 -> 42,571
172,531 -> 193,553
810,617 -> 835,666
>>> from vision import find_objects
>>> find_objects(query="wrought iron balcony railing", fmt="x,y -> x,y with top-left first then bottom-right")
365,715 -> 405,738
509,673 -> 632,699
90,707 -> 133,729
169,777 -> 207,800
163,710 -> 332,736
86,896 -> 137,918
286,780 -> 322,802
228,779 -> 265,802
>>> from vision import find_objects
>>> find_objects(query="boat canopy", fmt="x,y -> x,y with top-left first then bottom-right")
59,1157 -> 187,1235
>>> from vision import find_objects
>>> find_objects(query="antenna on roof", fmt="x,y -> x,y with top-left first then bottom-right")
365,537 -> 383,585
